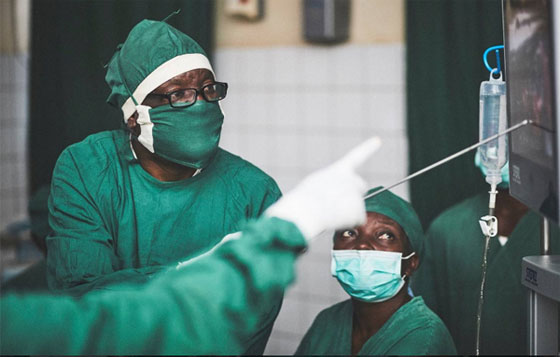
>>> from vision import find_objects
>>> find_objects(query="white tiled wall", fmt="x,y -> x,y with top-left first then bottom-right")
0,55 -> 29,230
214,44 -> 407,354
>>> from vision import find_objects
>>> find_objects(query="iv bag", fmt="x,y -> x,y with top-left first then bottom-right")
478,71 -> 507,186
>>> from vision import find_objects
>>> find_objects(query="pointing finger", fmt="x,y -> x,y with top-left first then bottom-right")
335,136 -> 382,170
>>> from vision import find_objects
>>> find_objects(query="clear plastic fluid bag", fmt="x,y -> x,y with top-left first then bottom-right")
478,70 -> 508,186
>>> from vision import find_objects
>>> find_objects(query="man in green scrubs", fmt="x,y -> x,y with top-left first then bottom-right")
1,136 -> 381,355
295,188 -> 456,355
412,159 -> 560,354
46,17 -> 281,354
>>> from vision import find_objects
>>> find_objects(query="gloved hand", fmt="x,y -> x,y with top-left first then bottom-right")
265,137 -> 382,240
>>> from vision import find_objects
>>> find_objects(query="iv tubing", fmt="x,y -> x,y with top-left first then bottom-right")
488,183 -> 497,211
476,181 -> 498,355
364,120 -> 531,200
476,229 -> 492,355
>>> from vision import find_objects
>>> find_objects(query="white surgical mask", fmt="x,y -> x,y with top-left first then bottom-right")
331,250 -> 415,303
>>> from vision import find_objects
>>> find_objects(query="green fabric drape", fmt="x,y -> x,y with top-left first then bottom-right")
29,0 -> 214,193
406,0 -> 503,227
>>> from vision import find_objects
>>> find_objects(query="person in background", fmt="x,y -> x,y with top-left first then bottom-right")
1,137 -> 380,355
295,187 -> 456,355
412,154 -> 560,354
45,15 -> 282,354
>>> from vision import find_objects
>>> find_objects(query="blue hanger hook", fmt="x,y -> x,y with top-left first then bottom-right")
483,45 -> 504,74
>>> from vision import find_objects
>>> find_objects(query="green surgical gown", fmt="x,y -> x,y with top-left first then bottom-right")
412,193 -> 560,355
295,296 -> 456,355
46,129 -> 282,353
1,217 -> 305,355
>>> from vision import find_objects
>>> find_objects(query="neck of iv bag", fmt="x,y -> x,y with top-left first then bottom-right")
478,71 -> 507,186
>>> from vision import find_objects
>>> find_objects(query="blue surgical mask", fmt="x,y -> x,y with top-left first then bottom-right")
331,249 -> 415,303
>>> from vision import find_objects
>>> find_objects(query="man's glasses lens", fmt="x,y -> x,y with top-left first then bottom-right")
203,83 -> 227,101
170,89 -> 197,107
169,82 -> 228,108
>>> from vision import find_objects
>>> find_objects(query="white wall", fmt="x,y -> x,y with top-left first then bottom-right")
0,0 -> 31,280
0,55 -> 29,231
214,43 -> 407,354
0,0 -> 30,231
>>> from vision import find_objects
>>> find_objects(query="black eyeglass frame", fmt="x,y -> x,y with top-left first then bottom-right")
148,81 -> 228,108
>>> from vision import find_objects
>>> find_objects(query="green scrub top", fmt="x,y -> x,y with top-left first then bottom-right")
295,296 -> 456,355
412,193 -> 560,355
47,129 -> 281,291
1,217 -> 306,355
46,129 -> 282,354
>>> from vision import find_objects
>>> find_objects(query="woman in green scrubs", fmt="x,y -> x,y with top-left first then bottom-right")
295,188 -> 457,355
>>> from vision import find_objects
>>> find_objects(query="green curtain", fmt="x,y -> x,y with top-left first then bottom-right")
406,0 -> 503,228
29,0 -> 214,193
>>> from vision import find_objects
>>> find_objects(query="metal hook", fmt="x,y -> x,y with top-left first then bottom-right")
483,45 -> 504,75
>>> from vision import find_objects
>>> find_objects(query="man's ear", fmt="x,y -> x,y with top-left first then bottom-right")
127,112 -> 140,136
127,112 -> 138,128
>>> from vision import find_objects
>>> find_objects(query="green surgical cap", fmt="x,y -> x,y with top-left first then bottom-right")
105,18 -> 212,119
365,187 -> 424,262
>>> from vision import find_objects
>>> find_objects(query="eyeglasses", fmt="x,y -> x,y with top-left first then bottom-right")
148,82 -> 228,108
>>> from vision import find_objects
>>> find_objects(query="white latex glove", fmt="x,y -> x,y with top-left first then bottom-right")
265,137 -> 382,240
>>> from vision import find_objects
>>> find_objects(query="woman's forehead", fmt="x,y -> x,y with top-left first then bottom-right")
366,211 -> 399,226
364,212 -> 408,240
